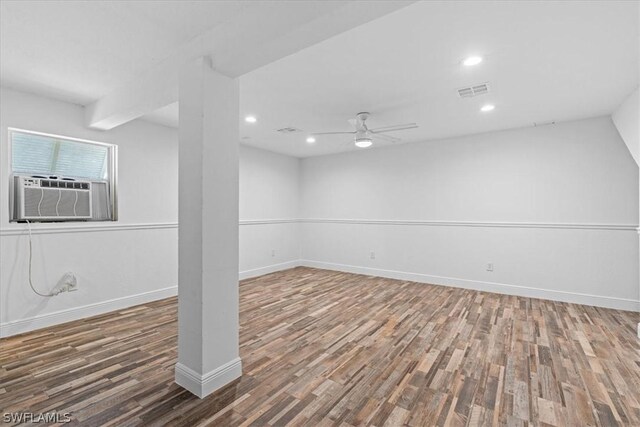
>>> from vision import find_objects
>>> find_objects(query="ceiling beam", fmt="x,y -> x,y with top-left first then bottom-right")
85,1 -> 415,130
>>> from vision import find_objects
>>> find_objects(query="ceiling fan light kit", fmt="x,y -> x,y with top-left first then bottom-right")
355,137 -> 373,148
310,111 -> 418,149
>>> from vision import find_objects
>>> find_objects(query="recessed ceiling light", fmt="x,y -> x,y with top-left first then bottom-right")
355,138 -> 373,148
306,136 -> 316,143
480,104 -> 495,112
244,115 -> 257,123
463,56 -> 483,66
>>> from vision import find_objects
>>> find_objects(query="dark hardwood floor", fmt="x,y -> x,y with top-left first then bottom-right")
1,267 -> 639,426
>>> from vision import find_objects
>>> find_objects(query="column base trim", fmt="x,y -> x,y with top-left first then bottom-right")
175,357 -> 242,398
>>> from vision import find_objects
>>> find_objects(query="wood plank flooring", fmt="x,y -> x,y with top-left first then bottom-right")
1,267 -> 639,426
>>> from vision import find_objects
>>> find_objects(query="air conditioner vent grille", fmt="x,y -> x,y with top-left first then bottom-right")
458,83 -> 490,98
41,179 -> 89,189
42,190 -> 60,217
24,188 -> 41,217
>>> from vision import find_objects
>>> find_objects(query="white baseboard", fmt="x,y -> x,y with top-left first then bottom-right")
239,260 -> 301,280
0,286 -> 178,338
0,260 -> 297,339
300,260 -> 640,312
175,357 -> 243,398
3,260 -> 635,338
0,260 -> 300,338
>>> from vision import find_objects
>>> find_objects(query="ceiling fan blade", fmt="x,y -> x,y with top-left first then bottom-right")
311,131 -> 356,136
372,132 -> 401,143
369,123 -> 418,133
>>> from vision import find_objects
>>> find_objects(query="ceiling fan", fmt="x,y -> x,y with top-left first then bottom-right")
309,112 -> 418,148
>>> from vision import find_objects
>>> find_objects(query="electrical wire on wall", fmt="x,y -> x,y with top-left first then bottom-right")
25,220 -> 56,297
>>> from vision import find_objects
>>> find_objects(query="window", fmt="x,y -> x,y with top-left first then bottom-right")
9,128 -> 118,222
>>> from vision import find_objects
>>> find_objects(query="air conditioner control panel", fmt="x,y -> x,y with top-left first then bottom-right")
22,178 -> 39,187
22,177 -> 91,190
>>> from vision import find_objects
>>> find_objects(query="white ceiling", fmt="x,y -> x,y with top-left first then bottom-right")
236,0 -> 639,157
2,1 -> 639,158
1,0 -> 408,104
0,0 -> 244,104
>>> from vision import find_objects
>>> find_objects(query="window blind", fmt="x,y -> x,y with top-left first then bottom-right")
11,131 -> 108,180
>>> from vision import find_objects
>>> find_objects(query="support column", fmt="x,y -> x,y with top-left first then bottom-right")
175,57 -> 241,398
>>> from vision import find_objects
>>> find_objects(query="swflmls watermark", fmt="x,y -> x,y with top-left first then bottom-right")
2,412 -> 72,424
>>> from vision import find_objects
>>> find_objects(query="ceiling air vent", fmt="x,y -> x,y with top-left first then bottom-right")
276,127 -> 302,134
457,83 -> 489,98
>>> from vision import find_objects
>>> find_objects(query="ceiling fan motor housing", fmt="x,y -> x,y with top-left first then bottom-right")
355,112 -> 370,129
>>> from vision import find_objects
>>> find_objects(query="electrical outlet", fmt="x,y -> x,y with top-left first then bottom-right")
486,263 -> 494,272
60,272 -> 78,292
370,251 -> 376,260
53,272 -> 77,295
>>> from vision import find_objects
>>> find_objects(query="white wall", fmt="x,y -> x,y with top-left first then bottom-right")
611,86 -> 640,320
612,87 -> 639,166
300,117 -> 640,311
0,88 -> 301,336
239,145 -> 299,278
0,88 -> 179,337
2,87 -> 637,339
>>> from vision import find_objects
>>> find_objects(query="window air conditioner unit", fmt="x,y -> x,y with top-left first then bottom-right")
12,175 -> 93,221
